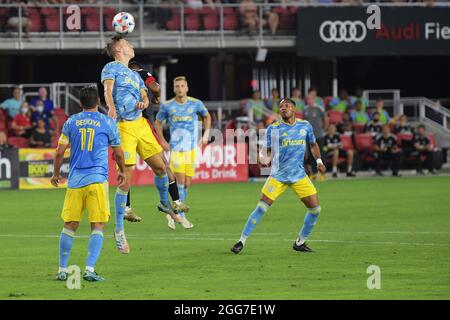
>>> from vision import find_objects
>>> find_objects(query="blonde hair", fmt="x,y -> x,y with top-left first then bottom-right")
173,76 -> 187,83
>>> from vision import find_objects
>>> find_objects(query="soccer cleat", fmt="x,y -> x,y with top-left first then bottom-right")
56,272 -> 68,281
374,170 -> 384,176
346,172 -> 356,177
114,230 -> 130,254
124,207 -> 142,222
83,270 -> 105,282
293,241 -> 315,253
166,214 -> 176,230
172,201 -> 190,213
231,241 -> 244,254
158,202 -> 183,223
179,217 -> 194,229
332,172 -> 338,178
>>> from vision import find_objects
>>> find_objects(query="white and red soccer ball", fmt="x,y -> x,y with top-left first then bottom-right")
112,12 -> 135,34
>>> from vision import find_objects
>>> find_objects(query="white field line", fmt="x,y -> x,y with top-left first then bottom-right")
0,233 -> 450,247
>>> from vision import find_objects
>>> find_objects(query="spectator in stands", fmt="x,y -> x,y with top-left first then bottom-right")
245,90 -> 266,124
262,0 -> 280,35
6,2 -> 32,38
266,88 -> 281,113
306,86 -> 324,111
11,102 -> 33,138
374,124 -> 402,177
291,87 -> 305,112
0,131 -> 11,151
350,100 -> 369,125
365,111 -> 383,136
30,87 -> 54,113
31,99 -> 58,132
304,96 -> 328,180
0,86 -> 23,119
329,89 -> 351,113
374,98 -> 391,124
29,119 -> 52,148
394,114 -> 414,135
352,88 -> 368,112
239,0 -> 259,34
323,124 -> 355,178
413,125 -> 436,175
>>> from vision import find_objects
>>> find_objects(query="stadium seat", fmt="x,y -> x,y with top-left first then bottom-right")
355,133 -> 374,152
185,14 -> 201,31
340,135 -> 354,151
45,15 -> 61,32
353,123 -> 365,133
104,14 -> 115,31
53,108 -> 66,116
103,7 -> 116,15
40,7 -> 58,16
166,8 -> 181,31
223,13 -> 238,31
25,7 -> 42,32
81,7 -> 98,16
327,110 -> 344,125
85,14 -> 100,32
7,137 -> 28,148
428,133 -> 437,149
222,7 -> 235,15
203,14 -> 218,31
396,133 -> 413,147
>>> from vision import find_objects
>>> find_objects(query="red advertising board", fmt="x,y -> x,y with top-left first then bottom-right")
108,143 -> 248,186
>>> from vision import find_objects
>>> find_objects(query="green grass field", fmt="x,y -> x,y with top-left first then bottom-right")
1,176 -> 450,300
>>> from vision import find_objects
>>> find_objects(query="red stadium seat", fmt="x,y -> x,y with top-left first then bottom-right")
85,14 -> 100,31
8,137 -> 28,148
53,108 -> 66,116
45,15 -> 61,32
40,7 -> 58,16
203,14 -> 218,30
166,8 -> 181,30
355,133 -> 374,152
104,14 -> 115,31
428,133 -> 437,149
185,14 -> 201,31
353,123 -> 365,133
340,135 -> 354,151
103,7 -> 116,15
396,133 -> 413,147
223,14 -> 238,30
199,7 -> 216,16
81,7 -> 98,15
327,110 -> 344,125
222,7 -> 235,15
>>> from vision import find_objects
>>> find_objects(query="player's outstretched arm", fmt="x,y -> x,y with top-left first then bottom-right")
112,146 -> 129,189
104,79 -> 117,119
50,143 -> 68,187
310,142 -> 327,173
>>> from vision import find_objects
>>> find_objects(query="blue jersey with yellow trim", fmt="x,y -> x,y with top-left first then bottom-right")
264,119 -> 316,184
101,61 -> 147,121
59,111 -> 121,188
156,97 -> 208,152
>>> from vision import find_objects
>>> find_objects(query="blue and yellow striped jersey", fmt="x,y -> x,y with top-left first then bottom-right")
264,119 -> 316,184
156,97 -> 208,152
59,111 -> 121,188
101,61 -> 147,121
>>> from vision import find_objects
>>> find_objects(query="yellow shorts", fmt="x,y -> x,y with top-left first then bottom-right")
170,149 -> 197,177
61,182 -> 110,223
261,176 -> 317,201
117,117 -> 163,166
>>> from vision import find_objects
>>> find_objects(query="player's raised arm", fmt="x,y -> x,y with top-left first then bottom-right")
103,79 -> 117,119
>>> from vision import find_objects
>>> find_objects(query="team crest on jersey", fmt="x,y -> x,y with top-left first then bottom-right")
268,186 -> 275,193
282,132 -> 288,136
299,129 -> 307,137
171,109 -> 176,113
188,108 -> 193,113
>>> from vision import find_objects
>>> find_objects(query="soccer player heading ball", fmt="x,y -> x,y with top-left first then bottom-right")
231,98 -> 326,254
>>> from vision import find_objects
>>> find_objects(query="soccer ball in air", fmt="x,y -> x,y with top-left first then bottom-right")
112,12 -> 135,34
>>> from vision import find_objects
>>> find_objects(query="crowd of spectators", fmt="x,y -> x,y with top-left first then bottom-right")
241,85 -> 442,178
0,85 -> 64,148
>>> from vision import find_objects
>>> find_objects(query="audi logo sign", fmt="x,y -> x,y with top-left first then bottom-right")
297,7 -> 450,56
319,21 -> 367,43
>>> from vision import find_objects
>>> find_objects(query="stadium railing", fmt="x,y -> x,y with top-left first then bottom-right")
1,2 -> 449,50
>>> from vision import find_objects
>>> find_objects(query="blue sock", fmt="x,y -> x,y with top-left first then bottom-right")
241,201 -> 270,240
177,184 -> 186,218
154,174 -> 169,206
299,206 -> 321,242
59,228 -> 75,269
115,188 -> 128,232
86,229 -> 104,271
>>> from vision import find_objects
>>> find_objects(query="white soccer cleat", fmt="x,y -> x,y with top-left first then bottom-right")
166,214 -> 176,230
180,217 -> 194,229
114,230 -> 130,254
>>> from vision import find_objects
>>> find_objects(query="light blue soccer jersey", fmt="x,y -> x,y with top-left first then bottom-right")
101,61 -> 147,121
264,119 -> 316,184
156,97 -> 208,152
60,111 -> 121,188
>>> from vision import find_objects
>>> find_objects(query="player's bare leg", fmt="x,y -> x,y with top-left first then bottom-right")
346,150 -> 356,177
293,194 -> 322,253
231,194 -> 273,254
123,165 -> 142,222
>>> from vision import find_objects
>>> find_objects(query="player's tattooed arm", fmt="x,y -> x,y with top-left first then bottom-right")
104,79 -> 117,119
50,142 -> 69,187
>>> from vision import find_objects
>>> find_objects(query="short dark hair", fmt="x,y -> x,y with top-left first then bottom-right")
128,60 -> 142,70
105,35 -> 125,58
80,85 -> 99,109
417,124 -> 426,130
280,98 -> 296,107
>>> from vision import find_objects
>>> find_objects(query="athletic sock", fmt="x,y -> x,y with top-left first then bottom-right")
241,201 -> 269,240
86,229 -> 104,271
347,165 -> 353,173
168,179 -> 180,201
298,206 -> 321,245
332,166 -> 337,173
177,184 -> 186,218
59,228 -> 75,270
126,190 -> 131,208
115,188 -> 128,232
154,174 -> 169,206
